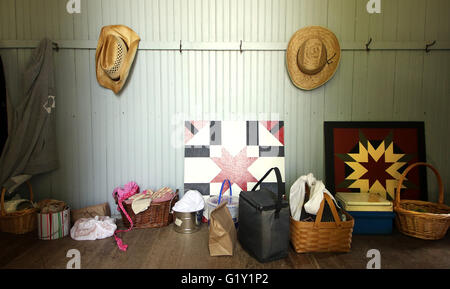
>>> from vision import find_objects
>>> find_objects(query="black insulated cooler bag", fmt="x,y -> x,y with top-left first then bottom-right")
238,167 -> 290,263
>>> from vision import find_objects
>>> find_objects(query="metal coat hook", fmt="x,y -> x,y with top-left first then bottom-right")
52,42 -> 59,52
240,40 -> 243,53
179,40 -> 182,54
365,37 -> 373,51
425,40 -> 436,53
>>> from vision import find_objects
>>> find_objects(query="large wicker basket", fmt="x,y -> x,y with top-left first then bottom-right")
115,189 -> 179,229
290,194 -> 354,253
395,162 -> 450,240
0,181 -> 38,234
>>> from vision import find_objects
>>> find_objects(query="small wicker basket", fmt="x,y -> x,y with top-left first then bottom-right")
115,189 -> 179,229
290,194 -> 354,253
0,181 -> 38,234
395,162 -> 450,240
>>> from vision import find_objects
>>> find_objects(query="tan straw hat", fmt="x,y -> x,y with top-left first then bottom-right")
95,25 -> 141,94
286,26 -> 341,90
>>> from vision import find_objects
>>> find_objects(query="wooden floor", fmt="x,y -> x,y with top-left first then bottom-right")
1,222 -> 449,269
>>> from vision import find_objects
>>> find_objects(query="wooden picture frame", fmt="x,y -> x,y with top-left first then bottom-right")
324,121 -> 427,201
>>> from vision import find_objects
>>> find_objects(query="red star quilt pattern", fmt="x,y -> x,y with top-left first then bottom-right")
184,120 -> 286,218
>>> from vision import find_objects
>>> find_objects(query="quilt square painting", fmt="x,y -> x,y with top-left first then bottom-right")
184,120 -> 285,216
324,122 -> 427,201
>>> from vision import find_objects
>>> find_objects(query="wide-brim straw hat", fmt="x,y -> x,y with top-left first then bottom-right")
95,25 -> 141,94
286,26 -> 341,90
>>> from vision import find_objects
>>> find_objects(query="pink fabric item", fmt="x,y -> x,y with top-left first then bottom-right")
112,181 -> 140,251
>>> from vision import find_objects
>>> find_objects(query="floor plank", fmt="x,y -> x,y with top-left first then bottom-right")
1,224 -> 449,269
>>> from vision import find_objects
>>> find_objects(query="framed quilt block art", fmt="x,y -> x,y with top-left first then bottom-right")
324,122 -> 427,201
184,120 -> 286,220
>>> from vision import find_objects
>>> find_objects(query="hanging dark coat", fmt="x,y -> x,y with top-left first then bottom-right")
0,39 -> 58,192
0,56 -> 7,155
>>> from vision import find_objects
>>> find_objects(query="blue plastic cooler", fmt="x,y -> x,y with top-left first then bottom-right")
347,211 -> 395,235
336,192 -> 394,235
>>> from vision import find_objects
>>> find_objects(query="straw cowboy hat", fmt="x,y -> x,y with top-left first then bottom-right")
286,26 -> 341,90
95,25 -> 141,94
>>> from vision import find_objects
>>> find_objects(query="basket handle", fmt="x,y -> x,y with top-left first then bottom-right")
395,162 -> 444,207
314,194 -> 342,228
1,181 -> 34,216
217,179 -> 232,205
169,189 -> 179,213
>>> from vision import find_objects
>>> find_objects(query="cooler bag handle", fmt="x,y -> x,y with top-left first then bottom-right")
251,167 -> 284,217
218,179 -> 232,205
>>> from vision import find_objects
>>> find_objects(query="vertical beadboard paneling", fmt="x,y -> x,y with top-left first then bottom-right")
393,0 -> 426,122
422,52 -> 447,202
74,50 -> 94,208
73,0 -> 88,40
58,0 -> 74,40
51,49 -> 78,207
16,0 -> 31,40
0,0 -> 16,40
45,0 -> 61,41
0,0 -> 450,207
89,50 -> 108,206
393,51 -> 425,121
423,0 -> 449,199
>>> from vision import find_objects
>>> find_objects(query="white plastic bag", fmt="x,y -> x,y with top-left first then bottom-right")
70,216 -> 117,241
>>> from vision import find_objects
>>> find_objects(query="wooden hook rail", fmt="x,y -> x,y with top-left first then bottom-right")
1,40 -> 449,52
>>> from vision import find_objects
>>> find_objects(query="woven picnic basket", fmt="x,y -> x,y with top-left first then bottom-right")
290,194 -> 354,253
0,181 -> 38,234
115,189 -> 179,229
395,162 -> 450,240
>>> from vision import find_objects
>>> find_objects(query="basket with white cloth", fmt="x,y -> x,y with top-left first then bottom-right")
289,174 -> 354,253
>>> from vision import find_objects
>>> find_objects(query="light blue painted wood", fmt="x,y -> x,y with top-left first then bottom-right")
393,51 -> 425,121
15,0 -> 31,41
58,0 -> 74,40
73,0 -> 89,40
74,49 -> 94,208
0,0 -> 16,40
324,52 -> 354,121
88,50 -> 108,207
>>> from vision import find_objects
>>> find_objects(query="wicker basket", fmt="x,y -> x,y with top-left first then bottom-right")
290,194 -> 354,253
0,181 -> 38,234
115,189 -> 179,229
395,162 -> 450,240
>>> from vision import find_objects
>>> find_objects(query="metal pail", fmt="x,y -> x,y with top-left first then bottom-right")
173,210 -> 202,234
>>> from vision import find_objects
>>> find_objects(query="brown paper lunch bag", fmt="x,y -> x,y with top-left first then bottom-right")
208,202 -> 237,256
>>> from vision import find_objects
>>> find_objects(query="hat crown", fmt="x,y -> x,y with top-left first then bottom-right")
100,35 -> 127,80
297,38 -> 327,75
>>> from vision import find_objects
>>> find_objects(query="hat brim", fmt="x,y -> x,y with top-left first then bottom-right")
286,26 -> 341,91
95,25 -> 141,94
